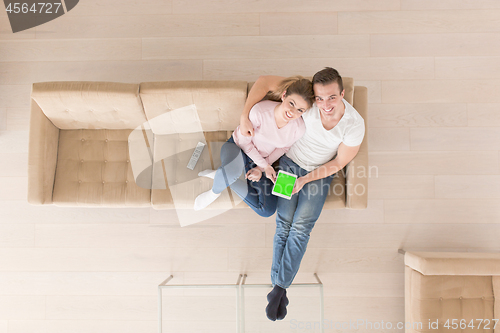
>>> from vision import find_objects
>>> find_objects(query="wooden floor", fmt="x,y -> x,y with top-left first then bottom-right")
1,0 -> 500,332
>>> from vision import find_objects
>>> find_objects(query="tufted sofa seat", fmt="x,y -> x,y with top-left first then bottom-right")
404,251 -> 500,333
28,79 -> 368,210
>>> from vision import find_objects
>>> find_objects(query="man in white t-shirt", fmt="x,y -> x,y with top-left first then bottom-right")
238,68 -> 365,321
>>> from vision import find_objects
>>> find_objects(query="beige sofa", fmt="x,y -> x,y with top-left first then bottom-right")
28,79 -> 368,210
405,251 -> 500,333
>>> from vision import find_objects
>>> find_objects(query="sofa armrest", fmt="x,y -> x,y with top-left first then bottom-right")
345,151 -> 368,209
346,86 -> 368,209
28,98 -> 60,205
405,251 -> 500,276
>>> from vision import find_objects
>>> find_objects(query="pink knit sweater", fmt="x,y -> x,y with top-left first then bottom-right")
232,100 -> 306,168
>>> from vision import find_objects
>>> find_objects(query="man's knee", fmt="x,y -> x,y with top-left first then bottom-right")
276,212 -> 293,230
291,216 -> 318,235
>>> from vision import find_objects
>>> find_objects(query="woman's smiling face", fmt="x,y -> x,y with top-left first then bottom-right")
313,81 -> 345,117
280,93 -> 309,122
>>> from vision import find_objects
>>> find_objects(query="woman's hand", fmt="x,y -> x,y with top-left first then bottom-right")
239,115 -> 254,137
292,177 -> 307,195
264,165 -> 277,183
245,167 -> 262,182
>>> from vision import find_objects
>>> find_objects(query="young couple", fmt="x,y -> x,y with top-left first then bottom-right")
194,67 -> 365,321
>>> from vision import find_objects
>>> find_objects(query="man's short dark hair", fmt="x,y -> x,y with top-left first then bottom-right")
312,67 -> 344,93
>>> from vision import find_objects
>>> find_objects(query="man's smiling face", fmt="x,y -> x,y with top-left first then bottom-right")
313,81 -> 345,117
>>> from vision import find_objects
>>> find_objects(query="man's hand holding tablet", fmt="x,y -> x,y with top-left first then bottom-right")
272,170 -> 298,200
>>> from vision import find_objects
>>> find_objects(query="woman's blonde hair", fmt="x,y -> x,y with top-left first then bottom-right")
265,76 -> 314,108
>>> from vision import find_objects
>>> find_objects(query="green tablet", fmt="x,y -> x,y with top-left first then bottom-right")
272,170 -> 297,200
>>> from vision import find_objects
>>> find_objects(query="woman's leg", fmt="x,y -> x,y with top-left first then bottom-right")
194,138 -> 245,211
212,139 -> 245,194
229,174 -> 277,217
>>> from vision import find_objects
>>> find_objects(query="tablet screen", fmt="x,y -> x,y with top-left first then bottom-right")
272,171 -> 297,199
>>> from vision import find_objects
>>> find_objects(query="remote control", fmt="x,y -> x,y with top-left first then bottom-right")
187,142 -> 206,170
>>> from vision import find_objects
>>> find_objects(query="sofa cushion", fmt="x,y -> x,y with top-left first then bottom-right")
31,82 -> 147,130
151,131 -> 237,212
140,81 -> 247,132
52,129 -> 151,207
407,267 -> 494,333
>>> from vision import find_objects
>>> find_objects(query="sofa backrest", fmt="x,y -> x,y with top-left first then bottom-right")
139,81 -> 247,133
31,82 -> 147,130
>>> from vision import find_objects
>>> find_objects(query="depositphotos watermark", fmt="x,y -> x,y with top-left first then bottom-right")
290,319 -> 423,330
4,0 -> 79,33
290,318 -> 499,330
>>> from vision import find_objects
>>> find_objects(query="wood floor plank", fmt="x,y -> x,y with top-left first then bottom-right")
66,0 -> 172,15
321,273 -> 404,297
467,103 -> 500,126
260,12 -> 338,35
0,60 -> 203,85
6,107 -> 30,130
35,14 -> 259,39
0,39 -> 142,62
0,153 -> 27,176
324,296 -> 404,322
382,79 -> 500,103
0,85 -> 31,108
172,0 -> 400,13
401,0 -> 500,10
368,175 -> 435,199
315,199 -> 385,224
339,10 -> 500,34
384,199 -> 500,224
161,294 -> 238,322
34,223 -> 266,248
372,33 -> 500,57
368,151 -> 499,175
368,103 -> 467,127
410,127 -> 500,150
0,224 -> 33,247
7,320 -> 157,333
0,177 -> 27,201
0,107 -> 6,130
436,56 -> 500,79
203,57 -> 434,81
46,295 -> 157,320
0,247 -> 228,272
229,247 -> 405,273
0,13 -> 35,40
143,35 -> 370,60
368,127 -> 410,151
0,296 -> 45,320
0,200 -> 150,224
0,131 -> 29,153
435,175 -> 500,198
159,319 -> 236,333
357,81 -> 381,103
0,272 -> 170,296
308,223 -> 500,250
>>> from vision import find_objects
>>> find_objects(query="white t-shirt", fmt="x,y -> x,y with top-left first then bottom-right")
286,99 -> 365,171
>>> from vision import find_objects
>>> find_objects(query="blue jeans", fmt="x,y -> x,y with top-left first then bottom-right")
271,155 -> 335,288
212,137 -> 277,218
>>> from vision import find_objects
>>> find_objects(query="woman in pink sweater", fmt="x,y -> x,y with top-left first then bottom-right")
194,77 -> 314,216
